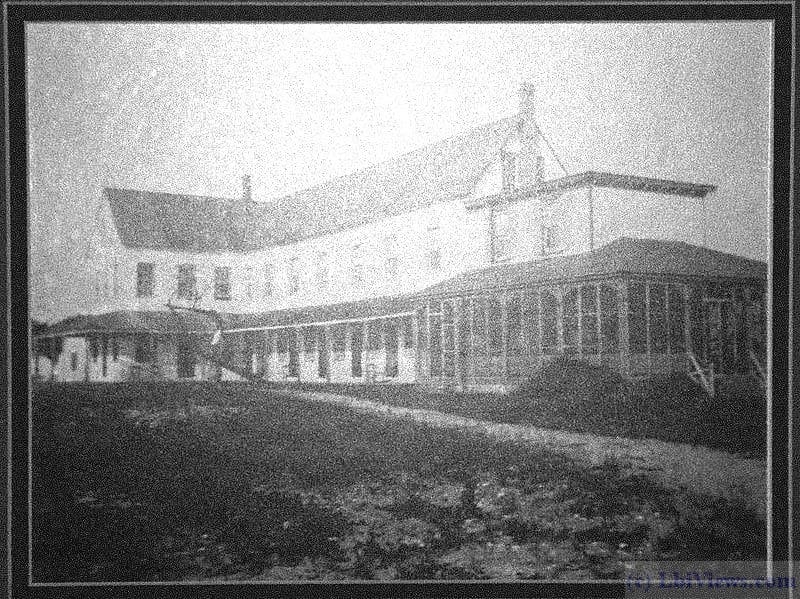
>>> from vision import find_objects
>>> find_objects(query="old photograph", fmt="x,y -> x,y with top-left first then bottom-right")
23,18 -> 776,586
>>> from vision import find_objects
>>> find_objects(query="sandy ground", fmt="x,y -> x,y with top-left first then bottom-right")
276,389 -> 768,519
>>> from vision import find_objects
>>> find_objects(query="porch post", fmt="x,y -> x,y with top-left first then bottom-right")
454,298 -> 462,389
501,292 -> 509,381
618,281 -> 631,377
325,324 -> 333,382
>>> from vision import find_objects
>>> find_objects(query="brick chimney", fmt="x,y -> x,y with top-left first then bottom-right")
517,82 -> 544,188
241,174 -> 252,202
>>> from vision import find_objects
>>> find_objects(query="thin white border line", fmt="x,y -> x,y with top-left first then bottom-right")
3,0 -> 797,6
787,0 -> 795,593
765,18 -> 774,576
19,13 -> 782,588
4,3 -> 12,597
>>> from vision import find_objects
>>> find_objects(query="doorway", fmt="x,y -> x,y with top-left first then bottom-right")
288,331 -> 300,378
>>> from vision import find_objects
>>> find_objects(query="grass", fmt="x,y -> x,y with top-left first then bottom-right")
266,364 -> 767,457
32,382 -> 766,582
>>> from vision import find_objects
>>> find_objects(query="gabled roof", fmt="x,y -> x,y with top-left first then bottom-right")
466,171 -> 716,209
416,238 -> 767,298
106,116 -> 519,252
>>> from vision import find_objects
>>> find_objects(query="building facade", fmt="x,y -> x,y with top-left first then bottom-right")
33,86 -> 768,390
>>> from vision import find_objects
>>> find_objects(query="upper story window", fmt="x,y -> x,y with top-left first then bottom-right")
243,266 -> 254,300
542,223 -> 561,254
288,256 -> 300,295
264,263 -> 274,297
136,262 -> 155,298
214,267 -> 231,301
176,264 -> 197,299
426,224 -> 442,271
501,149 -> 518,192
316,252 -> 329,290
351,244 -> 365,287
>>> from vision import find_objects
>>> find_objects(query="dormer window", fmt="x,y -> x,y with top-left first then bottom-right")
492,207 -> 513,263
501,149 -> 518,193
351,244 -> 365,286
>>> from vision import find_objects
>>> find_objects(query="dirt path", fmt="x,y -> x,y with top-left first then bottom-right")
276,388 -> 767,518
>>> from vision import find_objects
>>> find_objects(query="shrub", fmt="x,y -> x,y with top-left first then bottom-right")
501,358 -> 629,434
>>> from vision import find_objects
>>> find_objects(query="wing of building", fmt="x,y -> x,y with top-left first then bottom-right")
32,86 -> 767,390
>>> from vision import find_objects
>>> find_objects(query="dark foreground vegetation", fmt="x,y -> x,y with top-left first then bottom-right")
32,382 -> 765,582
275,360 -> 766,457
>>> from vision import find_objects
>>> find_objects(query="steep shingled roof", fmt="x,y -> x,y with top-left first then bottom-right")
106,116 -> 519,252
415,237 -> 767,298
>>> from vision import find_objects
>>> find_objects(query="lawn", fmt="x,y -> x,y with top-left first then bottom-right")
31,382 -> 765,582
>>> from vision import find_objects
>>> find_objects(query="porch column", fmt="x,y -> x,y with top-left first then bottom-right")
295,327 -> 302,380
501,292 -> 509,380
454,298 -> 462,389
324,325 -> 333,382
618,281 -> 631,377
362,321 -> 369,380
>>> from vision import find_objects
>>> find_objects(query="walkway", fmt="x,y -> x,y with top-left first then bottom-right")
275,388 -> 768,518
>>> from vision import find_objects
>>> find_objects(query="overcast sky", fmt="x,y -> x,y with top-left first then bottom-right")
26,21 -> 772,322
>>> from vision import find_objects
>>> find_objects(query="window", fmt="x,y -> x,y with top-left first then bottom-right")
542,224 -> 560,253
472,297 -> 487,355
599,285 -> 619,353
264,264 -> 274,297
402,315 -> 414,349
506,295 -> 523,355
416,307 -> 427,350
668,285 -> 686,354
332,325 -> 346,360
501,149 -> 518,192
580,285 -> 599,354
134,335 -> 155,363
89,337 -> 99,362
136,262 -> 154,297
426,224 -> 441,271
367,320 -> 383,351
523,291 -> 540,355
487,295 -> 503,356
429,306 -> 442,376
243,266 -> 254,300
628,281 -> 647,353
111,337 -> 119,361
214,267 -> 231,300
316,252 -> 329,290
288,257 -> 300,295
302,327 -> 316,355
351,244 -> 365,287
176,264 -> 197,299
70,352 -> 78,371
540,290 -> 559,354
649,284 -> 668,353
276,330 -> 289,354
563,288 -> 579,354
